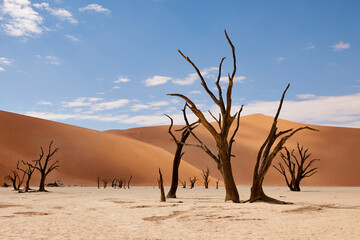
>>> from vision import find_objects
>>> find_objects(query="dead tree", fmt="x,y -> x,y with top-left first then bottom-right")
189,176 -> 198,189
201,166 -> 211,189
216,178 -> 220,189
165,106 -> 197,198
159,168 -> 166,202
118,178 -> 124,188
5,170 -> 25,191
123,178 -> 126,189
274,143 -> 320,191
179,179 -> 186,188
127,175 -> 133,189
111,178 -> 117,188
16,160 -> 37,192
169,30 -> 242,202
249,84 -> 318,204
102,178 -> 109,188
33,141 -> 60,192
97,176 -> 100,189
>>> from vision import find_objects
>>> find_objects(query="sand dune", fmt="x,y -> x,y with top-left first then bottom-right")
0,111 -> 206,186
108,114 -> 360,186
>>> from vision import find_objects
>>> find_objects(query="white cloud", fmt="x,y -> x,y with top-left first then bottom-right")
65,35 -> 80,42
0,67 -> 4,72
79,4 -> 110,14
303,42 -> 316,50
296,94 -> 317,100
1,0 -> 43,37
114,77 -> 130,83
0,57 -> 14,65
37,100 -> 52,105
112,86 -> 121,89
91,99 -> 130,111
62,97 -> 102,108
130,101 -> 169,112
239,93 -> 360,128
189,90 -> 201,94
275,57 -> 285,62
331,41 -> 350,51
220,75 -> 246,83
144,75 -> 172,86
172,67 -> 218,86
33,2 -> 78,24
44,55 -> 60,65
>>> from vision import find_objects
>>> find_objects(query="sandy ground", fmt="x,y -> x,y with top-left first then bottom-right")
0,186 -> 359,240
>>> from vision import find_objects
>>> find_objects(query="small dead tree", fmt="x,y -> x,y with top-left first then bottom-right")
127,175 -> 133,189
16,160 -> 37,192
33,141 -> 60,192
111,178 -> 117,188
165,106 -> 198,198
102,178 -> 109,188
189,176 -> 198,189
249,84 -> 318,204
97,176 -> 100,189
169,30 -> 242,202
274,143 -> 320,191
158,168 -> 166,202
216,178 -> 220,189
179,179 -> 186,188
201,166 -> 211,189
118,178 -> 124,188
5,170 -> 25,191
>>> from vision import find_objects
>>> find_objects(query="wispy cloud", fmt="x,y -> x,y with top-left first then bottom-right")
220,76 -> 246,83
131,101 -> 169,112
44,56 -> 61,65
0,67 -> 4,72
79,4 -> 110,14
37,100 -> 53,105
33,2 -> 78,24
303,42 -> 316,50
144,75 -> 172,86
189,90 -> 201,94
65,35 -> 80,42
296,94 -> 317,100
0,57 -> 14,65
62,97 -> 129,111
114,77 -> 130,83
331,41 -> 350,51
172,67 -> 218,85
1,0 -> 43,37
275,57 -> 285,62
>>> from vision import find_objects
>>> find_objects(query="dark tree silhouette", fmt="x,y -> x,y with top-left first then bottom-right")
249,84 -> 318,204
102,178 -> 109,188
216,178 -> 220,189
201,166 -> 211,189
5,170 -> 25,191
274,143 -> 320,191
111,178 -> 117,188
97,176 -> 100,189
127,175 -> 133,189
166,106 -> 197,198
179,179 -> 186,188
118,178 -> 124,188
32,141 -> 60,192
189,176 -> 198,189
158,168 -> 166,202
16,160 -> 38,192
169,30 -> 243,202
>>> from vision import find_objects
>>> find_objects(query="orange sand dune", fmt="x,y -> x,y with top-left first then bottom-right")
0,111 -> 206,186
108,114 -> 360,186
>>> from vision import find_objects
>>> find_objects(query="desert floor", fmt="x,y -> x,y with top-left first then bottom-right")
0,186 -> 359,240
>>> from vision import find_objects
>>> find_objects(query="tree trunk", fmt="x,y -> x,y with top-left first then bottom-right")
218,142 -> 239,203
24,178 -> 31,192
39,175 -> 46,192
167,142 -> 186,198
250,176 -> 289,204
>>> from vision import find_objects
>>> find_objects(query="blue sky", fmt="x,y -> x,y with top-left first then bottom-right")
0,0 -> 359,130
